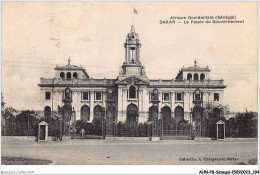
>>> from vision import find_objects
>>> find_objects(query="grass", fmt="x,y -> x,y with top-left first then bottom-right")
1,156 -> 52,165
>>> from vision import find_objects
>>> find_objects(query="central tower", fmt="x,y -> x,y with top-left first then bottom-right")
118,25 -> 147,79
116,26 -> 149,124
124,25 -> 141,64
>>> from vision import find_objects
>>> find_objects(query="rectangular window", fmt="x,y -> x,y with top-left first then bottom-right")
176,93 -> 182,101
95,92 -> 102,101
163,93 -> 170,102
81,92 -> 89,101
214,93 -> 219,101
45,92 -> 51,100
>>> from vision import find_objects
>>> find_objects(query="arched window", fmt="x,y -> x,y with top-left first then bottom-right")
200,73 -> 205,80
73,72 -> 78,79
174,106 -> 184,123
60,72 -> 65,79
129,86 -> 136,99
187,73 -> 192,80
81,105 -> 90,121
66,72 -> 71,79
194,73 -> 199,81
94,105 -> 103,120
44,106 -> 51,116
162,106 -> 171,130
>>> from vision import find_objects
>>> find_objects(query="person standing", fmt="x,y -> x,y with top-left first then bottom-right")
81,127 -> 85,140
55,126 -> 61,141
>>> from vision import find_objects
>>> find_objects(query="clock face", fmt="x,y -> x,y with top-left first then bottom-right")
66,90 -> 70,93
153,89 -> 158,94
108,89 -> 113,94
195,90 -> 200,94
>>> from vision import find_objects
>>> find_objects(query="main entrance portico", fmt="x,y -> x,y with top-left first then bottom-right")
126,104 -> 138,126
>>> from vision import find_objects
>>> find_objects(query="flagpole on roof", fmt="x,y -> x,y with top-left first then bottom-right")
132,9 -> 134,26
133,8 -> 138,26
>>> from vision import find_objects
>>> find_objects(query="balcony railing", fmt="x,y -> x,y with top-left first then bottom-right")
149,79 -> 225,87
39,78 -> 116,86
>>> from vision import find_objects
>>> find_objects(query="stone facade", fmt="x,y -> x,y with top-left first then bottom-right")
38,26 -> 226,127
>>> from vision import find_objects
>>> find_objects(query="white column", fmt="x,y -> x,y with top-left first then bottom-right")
128,47 -> 130,62
125,47 -> 127,62
90,91 -> 94,121
117,88 -> 126,122
102,91 -> 106,107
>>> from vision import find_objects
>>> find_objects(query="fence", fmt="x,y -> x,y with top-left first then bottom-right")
115,122 -> 149,137
163,130 -> 191,136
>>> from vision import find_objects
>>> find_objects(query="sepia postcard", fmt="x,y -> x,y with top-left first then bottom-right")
1,1 -> 258,174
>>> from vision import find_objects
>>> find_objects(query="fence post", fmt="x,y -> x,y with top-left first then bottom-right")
102,107 -> 106,139
160,119 -> 163,140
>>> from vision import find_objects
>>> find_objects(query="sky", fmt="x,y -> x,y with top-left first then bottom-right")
2,2 -> 258,112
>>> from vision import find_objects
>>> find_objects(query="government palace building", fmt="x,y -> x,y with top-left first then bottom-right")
38,26 -> 227,137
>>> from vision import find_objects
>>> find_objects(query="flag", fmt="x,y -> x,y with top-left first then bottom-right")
134,8 -> 138,15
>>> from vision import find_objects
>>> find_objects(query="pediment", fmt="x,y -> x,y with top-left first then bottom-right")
216,120 -> 225,125
116,76 -> 149,85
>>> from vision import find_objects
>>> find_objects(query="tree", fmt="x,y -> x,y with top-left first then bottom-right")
15,110 -> 39,136
232,112 -> 257,137
1,92 -> 5,111
1,93 -> 6,135
3,107 -> 17,135
201,103 -> 230,138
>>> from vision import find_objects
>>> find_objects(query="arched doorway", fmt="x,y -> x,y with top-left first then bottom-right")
81,105 -> 90,121
162,106 -> 171,130
193,105 -> 202,136
149,106 -> 158,121
94,105 -> 103,120
174,106 -> 184,124
127,104 -> 138,126
44,106 -> 51,123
